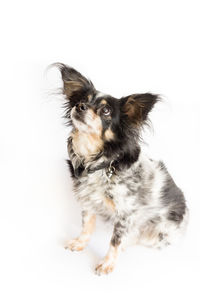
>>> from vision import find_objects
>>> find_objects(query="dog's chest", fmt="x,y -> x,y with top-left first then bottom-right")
74,168 -> 140,218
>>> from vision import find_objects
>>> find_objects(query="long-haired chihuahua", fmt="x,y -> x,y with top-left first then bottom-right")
54,63 -> 188,275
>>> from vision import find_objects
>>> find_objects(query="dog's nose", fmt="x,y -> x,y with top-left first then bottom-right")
75,103 -> 87,112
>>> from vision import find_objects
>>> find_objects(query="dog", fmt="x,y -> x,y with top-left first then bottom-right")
54,63 -> 188,275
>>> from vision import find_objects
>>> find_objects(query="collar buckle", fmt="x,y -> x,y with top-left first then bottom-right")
106,160 -> 116,179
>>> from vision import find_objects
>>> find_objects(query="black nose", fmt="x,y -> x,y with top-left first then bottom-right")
75,103 -> 87,112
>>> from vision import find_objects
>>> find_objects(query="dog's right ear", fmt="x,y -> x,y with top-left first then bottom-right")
54,63 -> 94,100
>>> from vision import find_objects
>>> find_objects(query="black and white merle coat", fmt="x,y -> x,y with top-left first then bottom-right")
54,63 -> 188,275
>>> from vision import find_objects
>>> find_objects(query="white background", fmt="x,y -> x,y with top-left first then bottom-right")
0,0 -> 200,299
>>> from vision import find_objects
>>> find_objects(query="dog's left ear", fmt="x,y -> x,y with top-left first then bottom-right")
55,63 -> 94,100
121,93 -> 159,124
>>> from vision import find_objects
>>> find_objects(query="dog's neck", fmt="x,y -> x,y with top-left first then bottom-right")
67,134 -> 104,169
70,129 -> 103,162
67,134 -> 141,178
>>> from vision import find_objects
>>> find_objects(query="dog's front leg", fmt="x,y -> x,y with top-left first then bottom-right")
95,219 -> 127,275
65,211 -> 96,251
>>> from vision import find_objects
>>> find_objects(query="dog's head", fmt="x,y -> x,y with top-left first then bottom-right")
56,63 -> 159,167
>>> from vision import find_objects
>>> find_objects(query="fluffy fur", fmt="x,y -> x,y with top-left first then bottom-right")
54,63 -> 188,275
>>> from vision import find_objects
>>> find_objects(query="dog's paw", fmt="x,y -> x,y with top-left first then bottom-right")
65,239 -> 86,251
95,260 -> 115,275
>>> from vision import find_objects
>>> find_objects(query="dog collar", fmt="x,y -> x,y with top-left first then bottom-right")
87,159 -> 117,178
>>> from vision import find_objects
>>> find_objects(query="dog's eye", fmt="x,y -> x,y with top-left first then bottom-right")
101,106 -> 111,116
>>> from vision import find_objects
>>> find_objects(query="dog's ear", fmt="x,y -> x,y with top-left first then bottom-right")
55,63 -> 94,100
121,93 -> 159,124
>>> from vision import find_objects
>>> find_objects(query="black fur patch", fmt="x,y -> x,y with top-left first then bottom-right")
66,160 -> 75,178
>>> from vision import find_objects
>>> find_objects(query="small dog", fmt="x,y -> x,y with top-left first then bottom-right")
55,63 -> 188,275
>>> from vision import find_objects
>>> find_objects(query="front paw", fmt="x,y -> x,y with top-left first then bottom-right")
95,260 -> 115,275
65,239 -> 86,251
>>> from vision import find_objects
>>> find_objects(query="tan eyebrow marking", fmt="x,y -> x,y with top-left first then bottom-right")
104,128 -> 114,141
87,94 -> 93,102
101,99 -> 107,105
